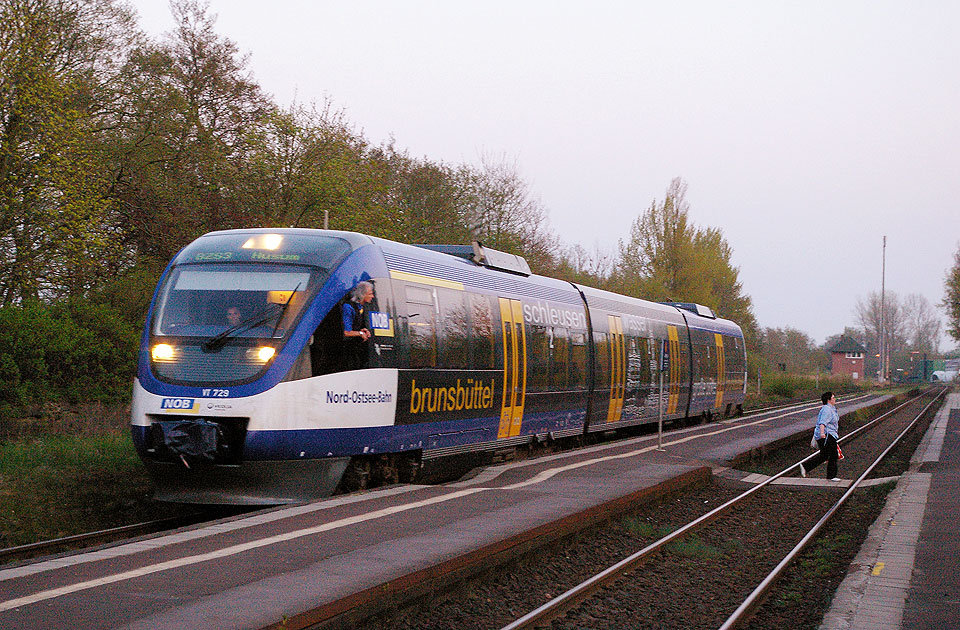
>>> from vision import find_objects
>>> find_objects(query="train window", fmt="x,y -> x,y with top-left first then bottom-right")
569,331 -> 587,389
625,336 -> 650,403
283,343 -> 313,382
527,325 -> 550,392
438,289 -> 468,369
406,284 -> 437,368
153,266 -> 314,337
469,294 -> 496,370
550,327 -> 569,389
594,331 -> 609,394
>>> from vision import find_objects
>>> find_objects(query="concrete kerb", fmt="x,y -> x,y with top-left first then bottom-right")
818,390 -> 955,630
267,466 -> 711,630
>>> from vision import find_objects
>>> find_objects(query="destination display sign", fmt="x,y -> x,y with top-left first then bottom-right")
174,232 -> 352,268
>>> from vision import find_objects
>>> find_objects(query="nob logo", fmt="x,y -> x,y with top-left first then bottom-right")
369,311 -> 390,329
160,398 -> 199,413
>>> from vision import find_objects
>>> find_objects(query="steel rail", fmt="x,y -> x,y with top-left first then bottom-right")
745,392 -> 872,418
837,388 -> 934,445
0,393 -> 874,569
718,386 -> 947,630
0,514 -> 200,563
498,388 -> 936,630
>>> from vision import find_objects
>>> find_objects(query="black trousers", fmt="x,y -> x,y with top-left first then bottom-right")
806,434 -> 838,479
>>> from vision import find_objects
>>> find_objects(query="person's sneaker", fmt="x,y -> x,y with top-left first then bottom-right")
799,464 -> 806,478
829,477 -> 840,481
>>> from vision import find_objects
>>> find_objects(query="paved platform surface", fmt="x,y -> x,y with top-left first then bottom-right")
0,394 -> 887,629
821,391 -> 960,630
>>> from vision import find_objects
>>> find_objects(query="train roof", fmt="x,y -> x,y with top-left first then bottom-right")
370,235 -> 584,305
190,229 -> 743,336
574,285 -> 743,336
198,227 -> 375,250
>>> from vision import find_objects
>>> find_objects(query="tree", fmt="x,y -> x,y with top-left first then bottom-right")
615,178 -> 698,301
240,100 -> 365,230
856,291 -> 910,378
903,293 -> 941,355
944,244 -> 960,343
553,242 -> 615,288
459,155 -> 559,272
760,327 -> 819,374
0,0 -> 136,304
613,177 -> 758,346
110,0 -> 271,263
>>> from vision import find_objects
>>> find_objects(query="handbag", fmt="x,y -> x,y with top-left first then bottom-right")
837,444 -> 845,460
810,434 -> 819,449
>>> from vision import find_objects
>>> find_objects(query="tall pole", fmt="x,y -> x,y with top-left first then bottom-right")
879,236 -> 886,382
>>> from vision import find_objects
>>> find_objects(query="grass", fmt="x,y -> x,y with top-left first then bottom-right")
0,403 -> 194,549
665,534 -> 724,560
0,432 -> 170,547
620,518 -> 675,540
619,518 -> 725,561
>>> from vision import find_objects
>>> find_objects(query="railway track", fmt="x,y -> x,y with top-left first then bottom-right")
494,387 -> 946,630
0,506 -> 260,566
1,395 -> 853,569
350,388 -> 940,630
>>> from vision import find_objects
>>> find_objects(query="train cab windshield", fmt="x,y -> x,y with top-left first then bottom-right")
147,232 -> 353,385
152,265 -> 315,339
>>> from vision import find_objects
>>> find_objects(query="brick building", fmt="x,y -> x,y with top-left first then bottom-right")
829,335 -> 866,380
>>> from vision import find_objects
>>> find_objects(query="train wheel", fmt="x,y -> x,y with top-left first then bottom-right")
339,458 -> 372,492
398,454 -> 421,483
371,455 -> 399,486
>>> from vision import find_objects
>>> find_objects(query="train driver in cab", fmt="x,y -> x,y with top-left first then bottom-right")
226,305 -> 243,327
342,281 -> 374,369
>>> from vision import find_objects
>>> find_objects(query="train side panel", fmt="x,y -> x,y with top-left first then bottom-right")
133,228 -> 748,504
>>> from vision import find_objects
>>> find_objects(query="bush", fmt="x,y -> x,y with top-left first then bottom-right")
0,301 -> 140,415
762,374 -> 805,398
761,372 -> 862,401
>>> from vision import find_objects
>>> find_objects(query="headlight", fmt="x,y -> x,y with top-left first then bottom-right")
246,346 -> 276,363
152,344 -> 176,362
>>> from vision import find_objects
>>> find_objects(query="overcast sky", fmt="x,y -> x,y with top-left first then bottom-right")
129,1 -> 959,347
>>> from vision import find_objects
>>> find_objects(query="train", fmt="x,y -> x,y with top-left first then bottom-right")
131,228 -> 747,504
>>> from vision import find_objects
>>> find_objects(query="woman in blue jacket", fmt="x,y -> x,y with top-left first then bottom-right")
800,391 -> 840,481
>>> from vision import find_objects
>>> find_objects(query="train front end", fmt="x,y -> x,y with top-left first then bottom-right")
131,229 -> 377,504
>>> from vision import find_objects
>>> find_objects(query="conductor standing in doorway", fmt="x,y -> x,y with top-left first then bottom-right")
342,281 -> 374,369
800,391 -> 841,481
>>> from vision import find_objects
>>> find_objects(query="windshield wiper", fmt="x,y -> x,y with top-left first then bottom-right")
202,303 -> 281,353
200,283 -> 302,353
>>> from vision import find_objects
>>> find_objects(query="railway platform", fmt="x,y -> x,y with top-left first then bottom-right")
821,390 -> 960,630
0,394 -> 890,629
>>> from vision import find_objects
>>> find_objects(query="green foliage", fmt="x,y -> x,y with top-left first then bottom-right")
760,327 -> 824,374
0,432 -> 161,547
760,372 -> 860,400
0,302 -> 138,413
612,178 -> 760,362
0,0 -> 136,304
762,374 -> 802,398
0,1 -> 764,414
621,518 -> 675,539
944,244 -> 960,343
665,534 -> 723,560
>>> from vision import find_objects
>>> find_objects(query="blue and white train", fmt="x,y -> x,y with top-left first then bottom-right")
132,229 -> 747,504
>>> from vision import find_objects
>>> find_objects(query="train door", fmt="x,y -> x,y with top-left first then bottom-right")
606,315 -> 626,423
498,298 -> 527,438
714,333 -> 725,409
666,325 -> 681,414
